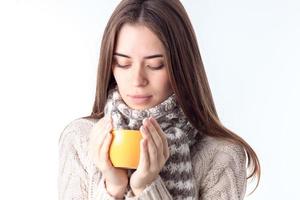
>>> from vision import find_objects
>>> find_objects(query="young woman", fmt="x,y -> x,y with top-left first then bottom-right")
58,0 -> 260,199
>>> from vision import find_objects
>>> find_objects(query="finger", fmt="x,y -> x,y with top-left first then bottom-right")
90,119 -> 112,166
138,127 -> 150,171
149,117 -> 169,159
94,116 -> 107,130
88,125 -> 104,161
144,118 -> 163,161
99,124 -> 113,167
89,116 -> 109,147
99,119 -> 113,150
141,124 -> 158,169
91,120 -> 111,157
96,115 -> 112,144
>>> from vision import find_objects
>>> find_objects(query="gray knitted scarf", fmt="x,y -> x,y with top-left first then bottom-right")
104,87 -> 199,199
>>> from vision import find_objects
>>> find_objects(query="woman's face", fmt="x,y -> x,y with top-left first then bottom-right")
112,24 -> 173,110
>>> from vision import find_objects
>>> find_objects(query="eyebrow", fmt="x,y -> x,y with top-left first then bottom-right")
113,52 -> 163,59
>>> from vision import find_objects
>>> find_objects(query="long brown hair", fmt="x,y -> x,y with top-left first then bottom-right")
83,0 -> 260,194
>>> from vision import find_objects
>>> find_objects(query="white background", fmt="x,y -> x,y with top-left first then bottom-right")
0,0 -> 299,199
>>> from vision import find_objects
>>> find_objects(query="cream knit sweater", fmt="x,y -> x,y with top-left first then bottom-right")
58,118 -> 247,200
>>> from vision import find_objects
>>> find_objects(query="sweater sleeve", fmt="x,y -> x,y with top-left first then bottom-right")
58,119 -> 120,200
95,177 -> 125,200
199,142 -> 247,200
125,176 -> 173,200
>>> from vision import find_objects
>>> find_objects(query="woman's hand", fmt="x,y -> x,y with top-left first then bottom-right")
129,117 -> 170,196
88,116 -> 128,198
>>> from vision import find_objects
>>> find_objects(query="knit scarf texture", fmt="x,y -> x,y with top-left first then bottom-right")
103,87 -> 199,199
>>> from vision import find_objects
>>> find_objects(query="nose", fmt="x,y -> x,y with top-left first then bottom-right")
131,64 -> 148,87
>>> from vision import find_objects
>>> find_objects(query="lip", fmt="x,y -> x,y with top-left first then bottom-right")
127,95 -> 152,104
128,95 -> 152,98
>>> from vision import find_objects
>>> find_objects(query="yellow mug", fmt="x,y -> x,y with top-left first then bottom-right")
109,129 -> 142,169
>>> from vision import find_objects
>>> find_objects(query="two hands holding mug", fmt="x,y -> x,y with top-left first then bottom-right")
88,116 -> 170,198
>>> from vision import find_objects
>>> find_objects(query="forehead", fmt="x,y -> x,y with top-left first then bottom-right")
115,23 -> 165,56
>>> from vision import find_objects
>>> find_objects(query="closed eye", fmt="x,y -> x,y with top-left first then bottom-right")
147,64 -> 165,70
115,63 -> 130,68
114,62 -> 165,70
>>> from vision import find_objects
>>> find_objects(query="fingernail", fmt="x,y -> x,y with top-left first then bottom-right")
142,118 -> 147,125
149,117 -> 155,122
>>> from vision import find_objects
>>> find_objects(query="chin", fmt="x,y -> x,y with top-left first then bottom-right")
123,95 -> 157,110
126,100 -> 158,110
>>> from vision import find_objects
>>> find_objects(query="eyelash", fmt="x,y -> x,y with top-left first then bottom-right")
115,63 -> 164,70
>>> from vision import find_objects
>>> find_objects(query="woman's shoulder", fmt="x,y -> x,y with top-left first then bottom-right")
58,117 -> 99,148
191,135 -> 246,179
195,135 -> 245,157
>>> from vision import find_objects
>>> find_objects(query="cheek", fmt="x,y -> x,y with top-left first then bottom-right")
152,73 -> 172,90
113,70 -> 129,95
163,80 -> 172,93
112,69 -> 123,84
